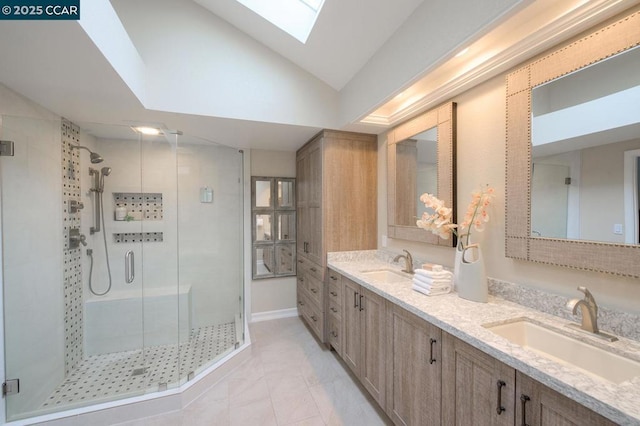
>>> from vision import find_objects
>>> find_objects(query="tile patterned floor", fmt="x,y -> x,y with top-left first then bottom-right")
115,316 -> 391,426
42,323 -> 236,410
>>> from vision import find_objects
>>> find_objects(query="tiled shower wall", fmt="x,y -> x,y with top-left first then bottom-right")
61,118 -> 83,375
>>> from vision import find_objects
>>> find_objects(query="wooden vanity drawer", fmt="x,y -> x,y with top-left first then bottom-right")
328,270 -> 342,304
327,313 -> 342,356
298,255 -> 323,281
306,275 -> 324,307
304,295 -> 323,338
328,298 -> 341,318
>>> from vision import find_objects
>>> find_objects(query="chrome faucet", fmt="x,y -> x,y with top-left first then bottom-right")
393,249 -> 414,274
566,286 -> 618,341
566,286 -> 599,333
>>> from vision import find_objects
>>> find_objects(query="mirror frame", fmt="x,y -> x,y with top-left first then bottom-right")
387,102 -> 456,246
505,9 -> 640,278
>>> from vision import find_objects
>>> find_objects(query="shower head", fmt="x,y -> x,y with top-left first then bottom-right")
70,144 -> 104,164
98,166 -> 112,192
89,152 -> 104,164
101,166 -> 112,176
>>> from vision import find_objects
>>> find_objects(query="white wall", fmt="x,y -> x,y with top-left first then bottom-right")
249,149 -> 297,315
111,0 -> 339,128
0,84 -> 66,418
380,74 -> 640,314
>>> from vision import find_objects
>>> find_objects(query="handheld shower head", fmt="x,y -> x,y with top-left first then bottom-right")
70,144 -> 104,164
99,166 -> 112,192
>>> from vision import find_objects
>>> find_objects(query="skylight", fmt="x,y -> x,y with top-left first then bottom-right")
235,0 -> 325,44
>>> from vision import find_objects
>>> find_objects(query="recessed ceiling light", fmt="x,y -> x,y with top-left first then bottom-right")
132,126 -> 162,136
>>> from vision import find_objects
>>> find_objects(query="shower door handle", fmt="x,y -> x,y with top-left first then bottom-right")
125,250 -> 135,283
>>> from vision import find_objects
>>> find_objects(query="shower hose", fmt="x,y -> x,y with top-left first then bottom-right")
87,190 -> 112,296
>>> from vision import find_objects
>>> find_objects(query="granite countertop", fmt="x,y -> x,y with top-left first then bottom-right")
327,250 -> 640,425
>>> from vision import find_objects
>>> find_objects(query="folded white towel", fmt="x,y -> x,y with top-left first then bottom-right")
413,273 -> 452,287
415,269 -> 453,280
412,284 -> 450,296
413,279 -> 451,293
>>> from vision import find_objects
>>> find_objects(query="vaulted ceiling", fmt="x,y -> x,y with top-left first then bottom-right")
0,0 -> 633,149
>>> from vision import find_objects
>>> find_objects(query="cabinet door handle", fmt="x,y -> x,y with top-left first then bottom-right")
353,291 -> 359,308
330,275 -> 338,281
298,259 -> 304,264
496,380 -> 506,415
310,267 -> 317,272
429,338 -> 437,364
359,294 -> 364,311
298,300 -> 304,306
331,331 -> 338,338
520,394 -> 530,426
310,315 -> 317,322
310,287 -> 317,293
330,307 -> 338,313
330,291 -> 337,296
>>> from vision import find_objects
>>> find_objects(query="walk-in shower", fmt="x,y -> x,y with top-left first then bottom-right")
0,116 -> 245,422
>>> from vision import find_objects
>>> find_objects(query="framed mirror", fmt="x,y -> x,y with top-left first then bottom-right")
505,9 -> 640,278
251,176 -> 296,279
387,102 -> 456,245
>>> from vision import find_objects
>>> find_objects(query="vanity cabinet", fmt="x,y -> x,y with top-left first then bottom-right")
442,332 -> 515,425
296,130 -> 377,342
516,372 -> 616,426
442,332 -> 616,426
342,277 -> 386,406
386,303 -> 442,425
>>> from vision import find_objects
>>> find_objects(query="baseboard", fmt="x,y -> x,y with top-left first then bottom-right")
250,308 -> 299,323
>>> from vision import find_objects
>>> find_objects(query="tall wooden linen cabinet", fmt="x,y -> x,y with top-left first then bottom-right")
296,130 -> 377,342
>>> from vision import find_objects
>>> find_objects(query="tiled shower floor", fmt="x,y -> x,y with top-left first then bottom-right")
42,322 -> 236,409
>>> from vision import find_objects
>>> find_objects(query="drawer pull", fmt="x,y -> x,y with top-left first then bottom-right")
310,267 -> 317,272
330,291 -> 337,297
496,380 -> 506,415
298,259 -> 304,264
429,338 -> 437,364
520,394 -> 530,426
330,307 -> 338,313
310,315 -> 317,322
310,288 -> 317,293
330,275 -> 337,281
331,331 -> 338,338
298,301 -> 305,306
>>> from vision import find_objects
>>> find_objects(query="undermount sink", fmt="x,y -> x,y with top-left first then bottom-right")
360,269 -> 410,283
483,318 -> 640,384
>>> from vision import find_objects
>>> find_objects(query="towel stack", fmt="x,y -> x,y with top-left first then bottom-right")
412,264 -> 453,296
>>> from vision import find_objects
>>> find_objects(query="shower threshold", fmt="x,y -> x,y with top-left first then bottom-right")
41,322 -> 235,411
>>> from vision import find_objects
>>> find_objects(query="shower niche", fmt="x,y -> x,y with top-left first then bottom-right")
113,192 -> 164,221
112,192 -> 165,243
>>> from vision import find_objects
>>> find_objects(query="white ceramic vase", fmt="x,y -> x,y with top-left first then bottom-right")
454,235 -> 488,303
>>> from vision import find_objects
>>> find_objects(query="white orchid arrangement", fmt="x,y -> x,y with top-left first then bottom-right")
416,185 -> 495,246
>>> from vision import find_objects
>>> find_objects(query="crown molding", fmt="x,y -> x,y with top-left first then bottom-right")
360,0 -> 638,128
